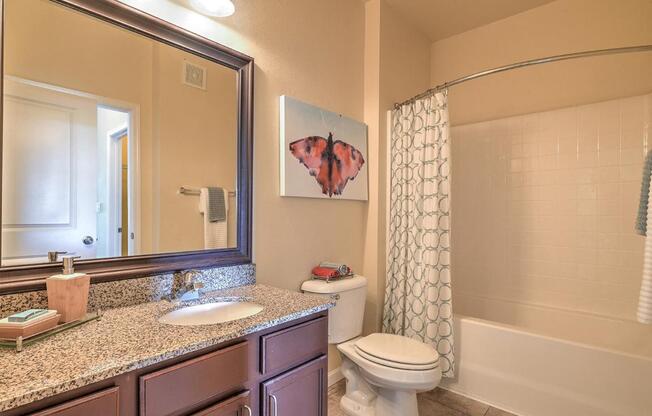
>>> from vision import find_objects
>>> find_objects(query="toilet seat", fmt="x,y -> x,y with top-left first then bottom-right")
338,337 -> 442,393
355,346 -> 440,370
354,333 -> 439,371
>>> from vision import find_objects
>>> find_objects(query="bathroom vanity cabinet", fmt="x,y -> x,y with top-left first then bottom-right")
5,312 -> 328,416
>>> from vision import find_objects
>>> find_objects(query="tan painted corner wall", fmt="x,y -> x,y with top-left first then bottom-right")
362,0 -> 431,339
324,0 -> 432,374
430,0 -> 652,126
217,0 -> 368,292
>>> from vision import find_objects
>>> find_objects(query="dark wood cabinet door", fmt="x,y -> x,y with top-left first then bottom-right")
261,355 -> 327,416
28,387 -> 119,416
190,391 -> 251,416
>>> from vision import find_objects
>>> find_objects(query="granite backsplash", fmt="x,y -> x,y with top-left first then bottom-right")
0,263 -> 255,317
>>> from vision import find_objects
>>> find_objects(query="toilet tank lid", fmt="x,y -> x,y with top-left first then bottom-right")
301,275 -> 367,294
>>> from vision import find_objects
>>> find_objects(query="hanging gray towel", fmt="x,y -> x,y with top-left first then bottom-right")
635,150 -> 652,236
206,187 -> 226,222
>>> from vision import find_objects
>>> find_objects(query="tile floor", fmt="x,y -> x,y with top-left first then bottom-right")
327,380 -> 516,416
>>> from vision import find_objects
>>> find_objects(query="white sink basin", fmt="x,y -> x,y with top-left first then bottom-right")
159,301 -> 264,326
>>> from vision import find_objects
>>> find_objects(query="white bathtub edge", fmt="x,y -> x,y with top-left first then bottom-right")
443,315 -> 652,416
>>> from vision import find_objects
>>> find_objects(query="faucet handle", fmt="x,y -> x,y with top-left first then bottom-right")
182,269 -> 200,281
174,269 -> 202,287
168,270 -> 204,302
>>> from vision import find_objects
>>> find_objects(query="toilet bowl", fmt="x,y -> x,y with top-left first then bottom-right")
301,276 -> 441,416
337,334 -> 441,416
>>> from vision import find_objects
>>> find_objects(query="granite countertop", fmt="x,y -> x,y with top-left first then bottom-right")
0,284 -> 333,412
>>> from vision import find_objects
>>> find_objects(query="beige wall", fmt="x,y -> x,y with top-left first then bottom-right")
331,0 -> 432,373
362,0 -> 432,337
430,0 -> 652,126
5,0 -> 238,255
218,0 -> 368,294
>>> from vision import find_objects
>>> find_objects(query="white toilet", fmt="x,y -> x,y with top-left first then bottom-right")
301,275 -> 441,416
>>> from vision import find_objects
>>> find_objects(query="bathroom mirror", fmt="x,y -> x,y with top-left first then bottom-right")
0,0 -> 253,292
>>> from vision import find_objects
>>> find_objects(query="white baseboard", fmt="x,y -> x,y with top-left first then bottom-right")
439,382 -> 523,416
328,367 -> 344,387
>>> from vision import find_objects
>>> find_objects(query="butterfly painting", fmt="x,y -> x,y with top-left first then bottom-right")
289,133 -> 365,197
280,95 -> 368,200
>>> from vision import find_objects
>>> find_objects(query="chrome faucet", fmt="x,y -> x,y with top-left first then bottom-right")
167,270 -> 204,302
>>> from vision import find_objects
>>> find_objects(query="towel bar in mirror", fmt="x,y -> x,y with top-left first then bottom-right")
178,187 -> 236,197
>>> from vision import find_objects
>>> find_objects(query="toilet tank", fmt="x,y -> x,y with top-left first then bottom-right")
301,275 -> 367,344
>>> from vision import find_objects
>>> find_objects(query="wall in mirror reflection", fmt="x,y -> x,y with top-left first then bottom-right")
1,0 -> 239,266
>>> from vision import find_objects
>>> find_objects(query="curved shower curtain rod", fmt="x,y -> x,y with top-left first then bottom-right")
394,44 -> 652,109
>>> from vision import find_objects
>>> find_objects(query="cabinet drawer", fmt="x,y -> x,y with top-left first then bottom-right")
260,316 -> 327,375
29,387 -> 119,416
191,391 -> 250,416
140,341 -> 249,416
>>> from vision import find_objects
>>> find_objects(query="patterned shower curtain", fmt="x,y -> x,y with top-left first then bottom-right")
383,92 -> 454,377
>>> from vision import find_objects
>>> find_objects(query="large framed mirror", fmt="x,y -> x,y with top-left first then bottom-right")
0,0 -> 253,293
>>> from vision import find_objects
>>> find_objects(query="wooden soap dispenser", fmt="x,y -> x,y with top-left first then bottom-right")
46,256 -> 90,323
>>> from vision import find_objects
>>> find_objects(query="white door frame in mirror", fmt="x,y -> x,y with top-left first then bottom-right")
107,123 -> 129,257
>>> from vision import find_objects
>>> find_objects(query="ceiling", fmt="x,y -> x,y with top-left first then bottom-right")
384,0 -> 557,42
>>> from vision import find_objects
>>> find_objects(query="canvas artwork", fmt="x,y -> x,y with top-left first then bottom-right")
280,95 -> 368,200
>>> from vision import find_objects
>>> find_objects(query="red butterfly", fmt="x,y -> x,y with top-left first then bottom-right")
289,132 -> 365,197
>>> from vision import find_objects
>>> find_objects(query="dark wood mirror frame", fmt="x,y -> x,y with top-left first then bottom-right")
0,0 -> 254,294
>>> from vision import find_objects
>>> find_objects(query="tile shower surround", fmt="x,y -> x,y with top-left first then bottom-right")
451,94 -> 651,320
0,263 -> 256,317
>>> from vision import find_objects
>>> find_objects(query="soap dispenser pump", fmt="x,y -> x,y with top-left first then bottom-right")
46,256 -> 90,323
62,256 -> 80,275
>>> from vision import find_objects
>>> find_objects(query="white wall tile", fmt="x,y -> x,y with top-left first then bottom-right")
451,93 -> 651,321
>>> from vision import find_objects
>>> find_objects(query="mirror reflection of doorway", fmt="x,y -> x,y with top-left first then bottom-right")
120,133 -> 129,256
1,78 -> 140,265
97,106 -> 133,259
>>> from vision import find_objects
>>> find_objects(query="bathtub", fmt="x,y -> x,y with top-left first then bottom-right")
442,313 -> 652,416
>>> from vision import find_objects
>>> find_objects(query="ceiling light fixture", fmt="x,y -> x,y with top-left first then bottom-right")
190,0 -> 235,17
